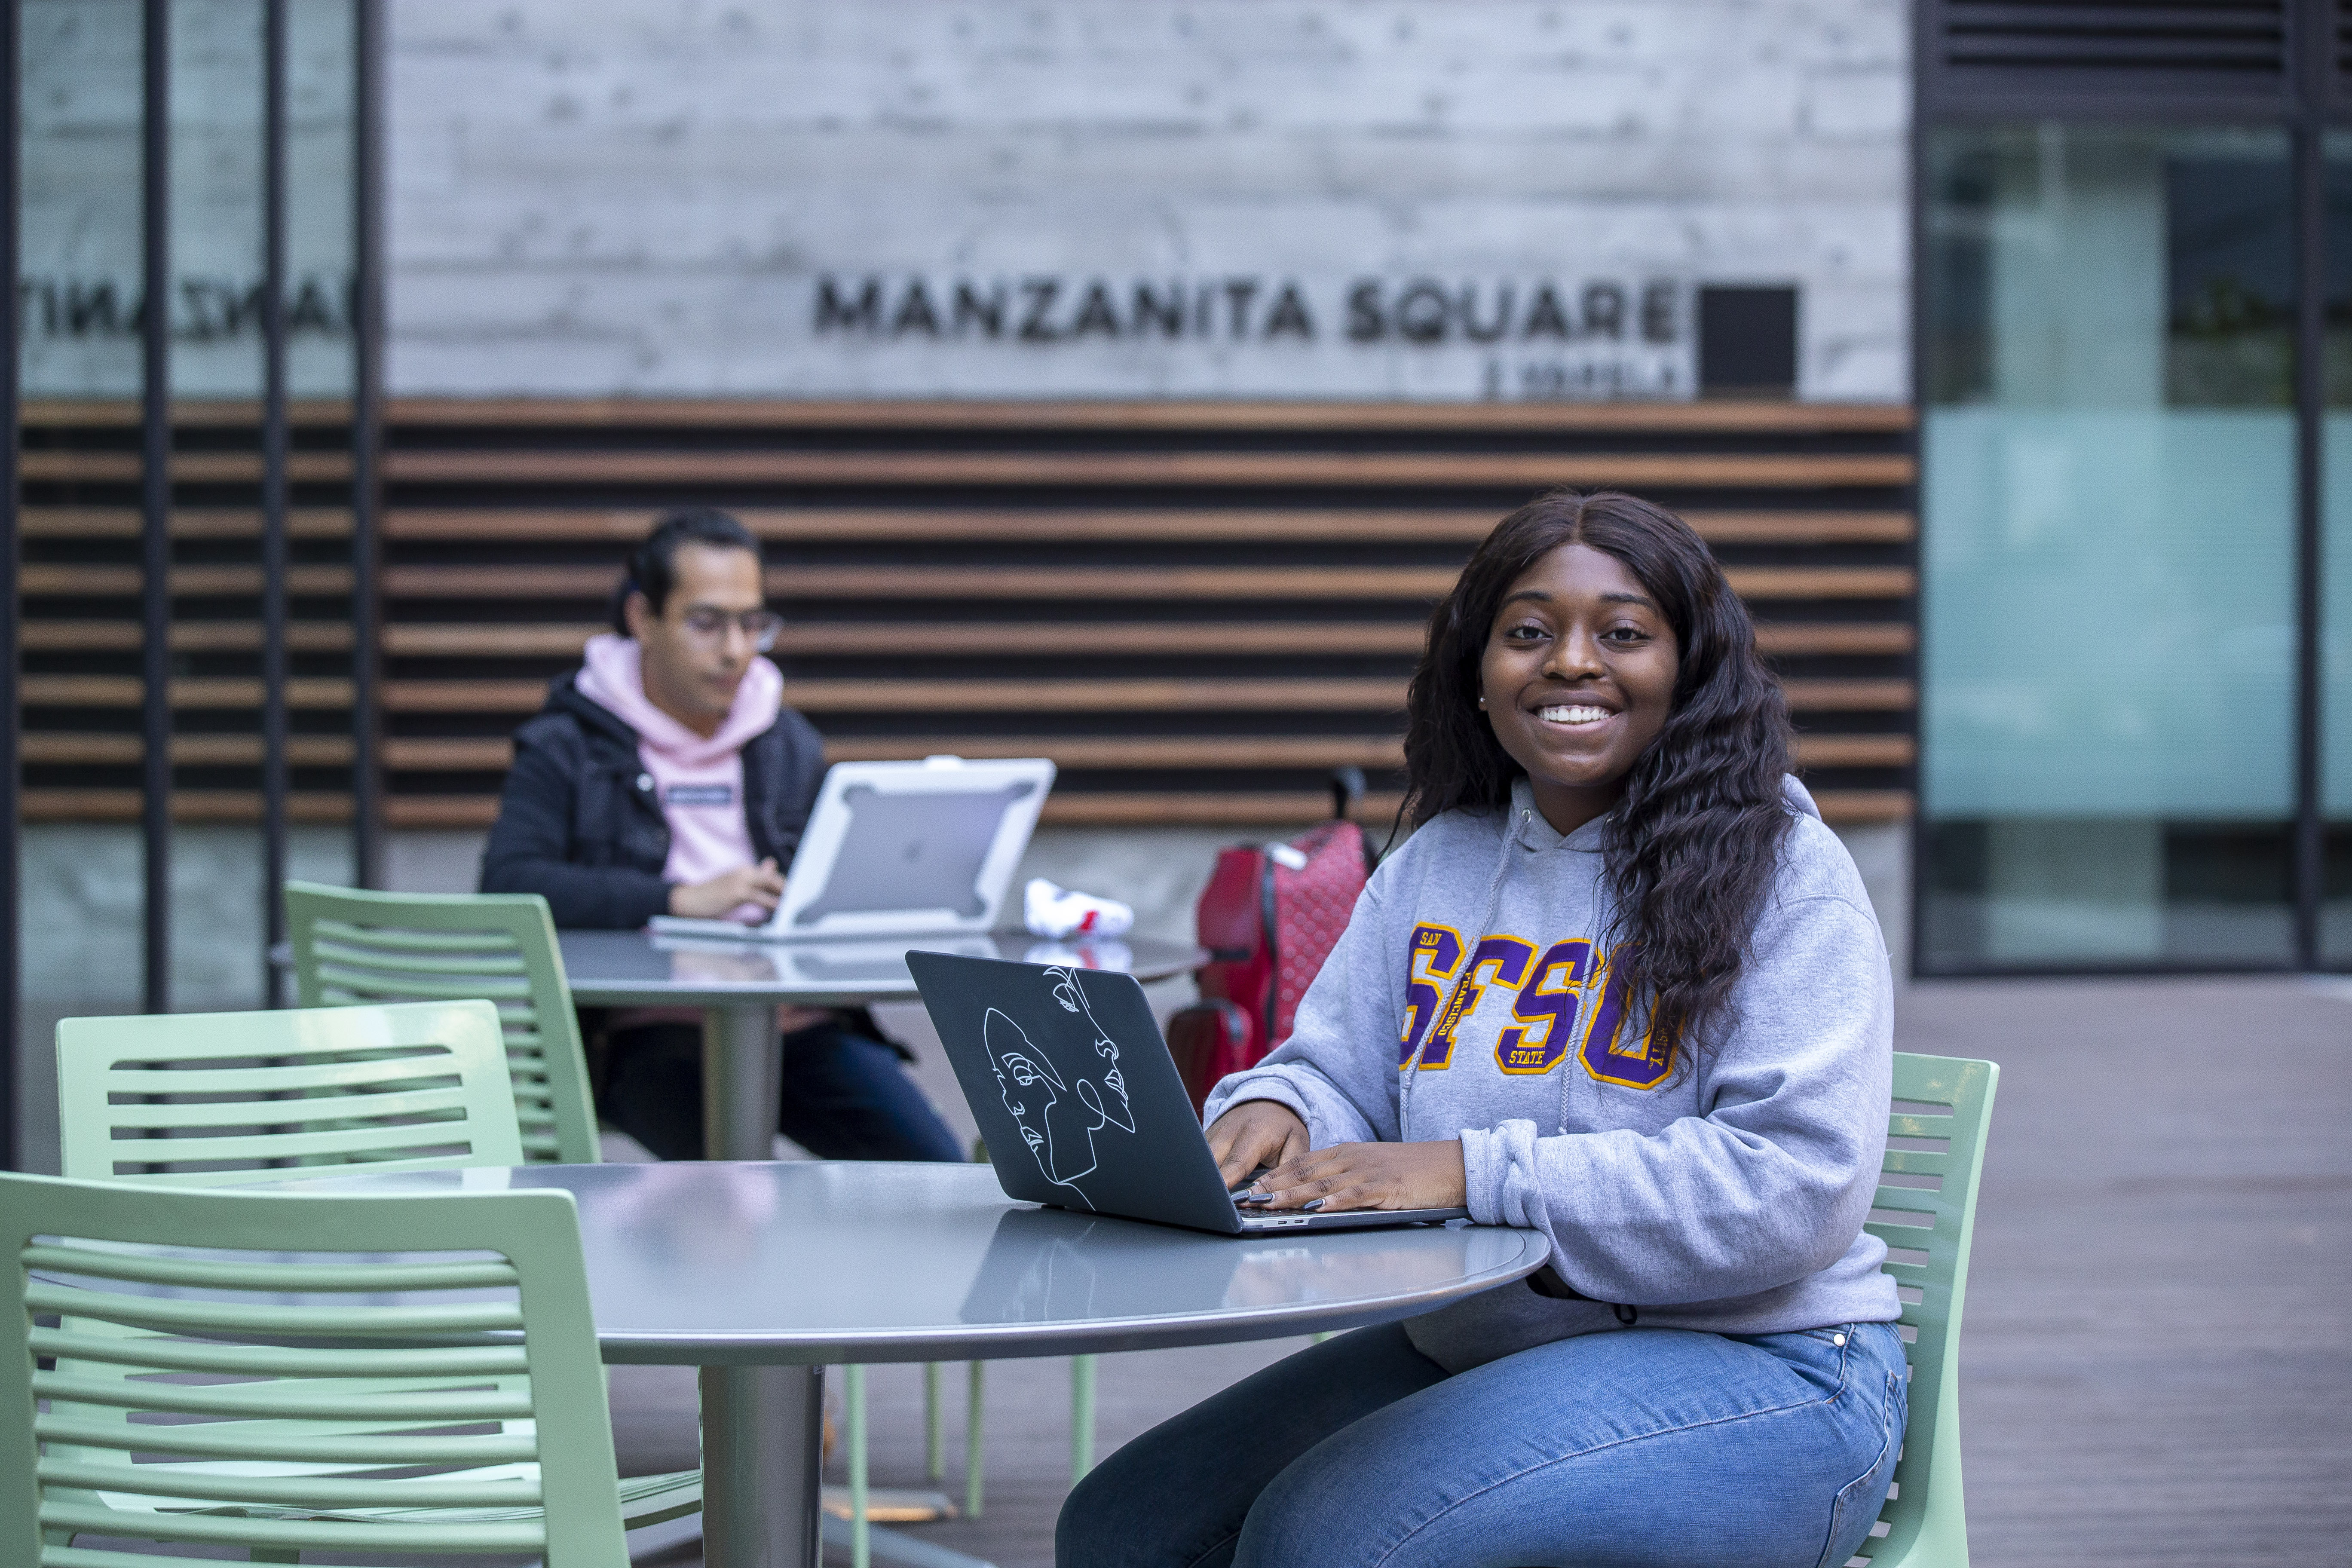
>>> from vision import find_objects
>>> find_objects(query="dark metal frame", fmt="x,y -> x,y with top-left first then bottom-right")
140,0 -> 172,1013
260,0 -> 290,1004
1911,0 -> 2345,975
0,0 -> 20,1169
350,0 -> 384,890
0,0 -> 379,1156
2294,83 -> 2327,971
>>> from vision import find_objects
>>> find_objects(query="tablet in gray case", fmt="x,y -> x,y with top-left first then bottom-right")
791,780 -> 1038,926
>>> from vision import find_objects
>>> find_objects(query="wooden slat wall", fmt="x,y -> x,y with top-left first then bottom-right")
17,398 -> 1915,830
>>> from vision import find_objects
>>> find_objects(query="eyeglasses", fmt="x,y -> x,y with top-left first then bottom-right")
677,607 -> 784,651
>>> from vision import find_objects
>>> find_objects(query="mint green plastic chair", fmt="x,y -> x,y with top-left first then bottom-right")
49,1000 -> 702,1550
0,1170 -> 655,1568
285,882 -> 601,1165
1855,1052 -> 1999,1568
56,1000 -> 526,1185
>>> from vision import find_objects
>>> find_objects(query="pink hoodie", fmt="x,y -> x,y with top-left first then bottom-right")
575,632 -> 784,912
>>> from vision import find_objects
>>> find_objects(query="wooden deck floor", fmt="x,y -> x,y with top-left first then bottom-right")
598,975 -> 2352,1568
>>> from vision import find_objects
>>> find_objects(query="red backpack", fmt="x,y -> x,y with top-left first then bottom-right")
1167,770 -> 1379,1113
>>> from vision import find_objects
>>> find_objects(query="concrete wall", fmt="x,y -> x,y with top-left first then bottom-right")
18,826 -> 354,1009
22,0 -> 1909,399
387,0 -> 1910,400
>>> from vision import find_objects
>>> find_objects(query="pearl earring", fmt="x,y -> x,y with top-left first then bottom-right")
1477,696 -> 1487,709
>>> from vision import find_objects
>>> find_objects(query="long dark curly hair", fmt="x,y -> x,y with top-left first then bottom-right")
1402,489 -> 1795,1053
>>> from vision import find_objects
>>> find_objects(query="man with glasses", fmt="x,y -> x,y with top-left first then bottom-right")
480,507 -> 964,1164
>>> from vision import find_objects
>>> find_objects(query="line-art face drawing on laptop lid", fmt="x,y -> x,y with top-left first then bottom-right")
983,965 -> 1136,1210
915,949 -> 1471,1235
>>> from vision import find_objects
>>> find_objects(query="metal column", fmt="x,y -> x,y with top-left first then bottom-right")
260,0 -> 289,1004
698,1364 -> 826,1568
139,0 -> 172,1014
349,0 -> 384,887
0,0 -> 22,1167
2291,103 -> 2328,966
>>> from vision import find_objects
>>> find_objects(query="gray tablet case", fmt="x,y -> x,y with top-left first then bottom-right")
790,781 -> 1038,927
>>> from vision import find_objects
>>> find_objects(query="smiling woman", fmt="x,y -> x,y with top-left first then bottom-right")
1406,490 -> 1797,1052
1075,490 -> 1901,1568
1474,543 -> 1681,834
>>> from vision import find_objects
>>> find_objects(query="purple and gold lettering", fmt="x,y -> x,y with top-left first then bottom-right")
1579,950 -> 1676,1089
1421,936 -> 1535,1070
1397,924 -> 1465,1067
1495,938 -> 1594,1074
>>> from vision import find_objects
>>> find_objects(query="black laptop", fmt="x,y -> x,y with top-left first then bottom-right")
906,949 -> 1471,1237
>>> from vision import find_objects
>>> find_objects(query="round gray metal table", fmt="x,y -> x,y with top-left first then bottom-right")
557,930 -> 1203,1161
290,1161 -> 1550,1568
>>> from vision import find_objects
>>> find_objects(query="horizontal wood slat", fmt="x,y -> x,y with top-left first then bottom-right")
21,451 -> 352,483
21,676 -> 354,708
382,449 -> 1914,488
16,784 -> 1914,829
21,504 -> 1911,547
20,789 -> 353,823
18,396 -> 1916,830
378,622 -> 1914,661
366,675 -> 1909,717
23,565 -> 354,595
373,563 -> 1914,601
385,397 -> 1916,433
21,622 -> 352,652
21,399 -> 353,427
365,788 -> 1916,832
21,735 -> 355,765
381,508 -> 1916,546
22,508 -> 353,539
377,732 -> 1908,774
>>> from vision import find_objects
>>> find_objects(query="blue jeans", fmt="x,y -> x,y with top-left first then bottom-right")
595,1016 -> 965,1163
1059,1316 -> 1907,1568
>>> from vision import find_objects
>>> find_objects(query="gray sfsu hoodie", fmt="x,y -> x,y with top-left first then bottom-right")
1203,775 -> 1900,1373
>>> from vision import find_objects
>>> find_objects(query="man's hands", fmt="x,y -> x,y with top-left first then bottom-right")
669,858 -> 786,920
1205,1099 -> 1469,1213
1206,1100 -> 1311,1191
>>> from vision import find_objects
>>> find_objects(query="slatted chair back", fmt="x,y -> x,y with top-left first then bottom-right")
0,1171 -> 629,1568
285,882 -> 600,1164
55,1000 -> 525,1187
1853,1052 -> 1999,1568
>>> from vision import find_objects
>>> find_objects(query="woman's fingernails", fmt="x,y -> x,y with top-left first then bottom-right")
1302,1198 -> 1326,1212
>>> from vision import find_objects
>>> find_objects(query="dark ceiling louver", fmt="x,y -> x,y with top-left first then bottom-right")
1924,0 -> 2295,112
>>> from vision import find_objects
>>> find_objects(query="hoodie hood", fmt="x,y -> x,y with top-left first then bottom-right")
1503,772 -> 1823,857
575,632 -> 783,765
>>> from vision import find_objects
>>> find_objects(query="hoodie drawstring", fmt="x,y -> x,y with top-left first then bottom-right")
1399,806 -> 1526,1141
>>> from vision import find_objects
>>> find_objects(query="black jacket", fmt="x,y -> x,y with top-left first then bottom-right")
478,673 -> 829,929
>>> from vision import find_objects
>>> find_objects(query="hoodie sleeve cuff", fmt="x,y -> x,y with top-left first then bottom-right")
1460,1118 -> 1539,1227
1200,1074 -> 1314,1136
622,876 -> 675,929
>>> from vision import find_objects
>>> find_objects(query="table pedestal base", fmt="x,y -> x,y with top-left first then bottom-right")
703,1004 -> 782,1161
699,1363 -> 824,1568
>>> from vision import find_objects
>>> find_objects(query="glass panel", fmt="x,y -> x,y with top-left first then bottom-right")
17,1 -> 358,1016
1920,125 -> 2297,970
21,0 -> 353,398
